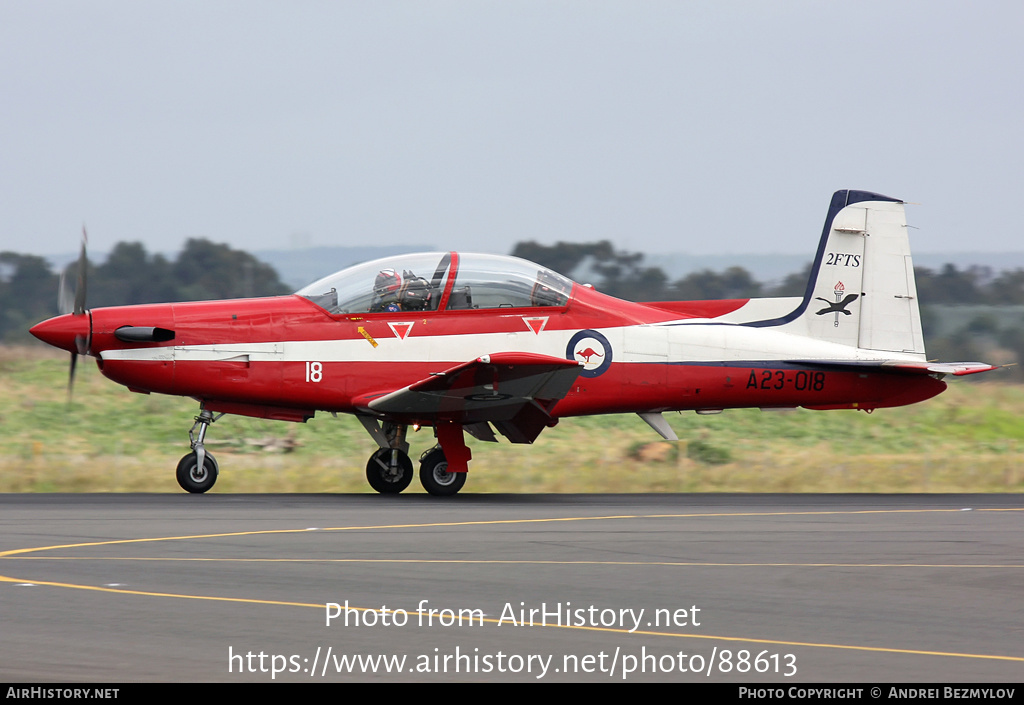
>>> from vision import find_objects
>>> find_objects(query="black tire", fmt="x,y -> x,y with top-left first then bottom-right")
365,449 -> 413,494
176,452 -> 218,494
419,447 -> 467,497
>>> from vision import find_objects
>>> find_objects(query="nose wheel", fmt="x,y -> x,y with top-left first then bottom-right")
366,449 -> 413,494
176,451 -> 219,494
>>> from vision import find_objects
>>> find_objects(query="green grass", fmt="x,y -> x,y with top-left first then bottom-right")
2,346 -> 1022,493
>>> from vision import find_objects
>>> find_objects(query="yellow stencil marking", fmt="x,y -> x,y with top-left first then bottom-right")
357,326 -> 378,348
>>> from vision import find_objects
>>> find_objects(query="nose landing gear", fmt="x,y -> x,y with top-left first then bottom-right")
176,408 -> 223,494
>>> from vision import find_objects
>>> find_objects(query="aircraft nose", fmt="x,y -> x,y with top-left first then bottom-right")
30,313 -> 90,354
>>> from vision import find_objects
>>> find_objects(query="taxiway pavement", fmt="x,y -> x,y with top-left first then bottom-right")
1,493 -> 1021,682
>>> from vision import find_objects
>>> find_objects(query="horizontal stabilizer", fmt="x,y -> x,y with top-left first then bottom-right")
787,359 -> 998,377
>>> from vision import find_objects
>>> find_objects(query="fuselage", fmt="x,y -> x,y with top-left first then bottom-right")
32,280 -> 946,424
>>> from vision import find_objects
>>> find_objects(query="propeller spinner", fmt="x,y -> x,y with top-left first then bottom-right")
31,229 -> 92,402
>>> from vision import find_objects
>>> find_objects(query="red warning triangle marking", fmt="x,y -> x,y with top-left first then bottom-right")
388,322 -> 414,340
523,316 -> 549,335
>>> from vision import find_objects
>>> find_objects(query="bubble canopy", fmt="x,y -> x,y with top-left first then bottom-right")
296,252 -> 574,315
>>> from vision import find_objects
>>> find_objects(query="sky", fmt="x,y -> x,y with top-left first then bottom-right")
1,1 -> 1022,259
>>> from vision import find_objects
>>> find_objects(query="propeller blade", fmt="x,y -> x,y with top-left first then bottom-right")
57,227 -> 91,403
57,271 -> 73,315
67,351 -> 78,404
73,227 -> 88,316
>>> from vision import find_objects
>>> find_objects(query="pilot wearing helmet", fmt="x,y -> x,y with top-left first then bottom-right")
371,268 -> 403,312
531,269 -> 570,307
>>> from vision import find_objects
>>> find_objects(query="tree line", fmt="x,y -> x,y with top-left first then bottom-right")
513,240 -> 1024,306
3,238 -> 1024,376
0,239 -> 289,343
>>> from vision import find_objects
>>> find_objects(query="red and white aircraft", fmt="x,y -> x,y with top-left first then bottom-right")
31,190 -> 995,496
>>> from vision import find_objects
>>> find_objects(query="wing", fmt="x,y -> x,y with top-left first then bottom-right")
353,352 -> 583,443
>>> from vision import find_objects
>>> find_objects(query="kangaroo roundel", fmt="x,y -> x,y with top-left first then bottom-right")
566,329 -> 613,378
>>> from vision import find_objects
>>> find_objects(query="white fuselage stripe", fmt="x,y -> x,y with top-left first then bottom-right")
99,322 -> 926,366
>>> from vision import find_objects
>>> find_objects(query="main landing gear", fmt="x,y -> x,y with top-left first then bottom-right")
365,448 -> 413,493
176,408 -> 223,493
359,418 -> 469,497
419,446 -> 466,497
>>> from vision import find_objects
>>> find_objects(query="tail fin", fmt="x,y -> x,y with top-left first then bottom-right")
750,190 -> 925,356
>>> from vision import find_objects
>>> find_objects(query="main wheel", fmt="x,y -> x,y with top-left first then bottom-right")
419,447 -> 466,497
176,451 -> 219,494
365,449 -> 413,494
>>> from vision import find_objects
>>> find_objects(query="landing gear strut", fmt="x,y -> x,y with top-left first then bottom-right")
177,408 -> 222,494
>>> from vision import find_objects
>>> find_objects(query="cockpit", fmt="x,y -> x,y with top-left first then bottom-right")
297,252 -> 574,315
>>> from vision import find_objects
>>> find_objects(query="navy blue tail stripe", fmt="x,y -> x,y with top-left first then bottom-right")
743,189 -> 902,329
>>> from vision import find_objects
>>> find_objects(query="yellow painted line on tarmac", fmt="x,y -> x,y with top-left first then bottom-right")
1,572 -> 1021,664
0,527 -> 323,558
6,556 -> 1024,569
540,626 -> 1024,663
0,573 -> 323,609
2,506 -> 1019,559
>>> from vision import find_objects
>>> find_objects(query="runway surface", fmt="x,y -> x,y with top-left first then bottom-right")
0,493 -> 1021,683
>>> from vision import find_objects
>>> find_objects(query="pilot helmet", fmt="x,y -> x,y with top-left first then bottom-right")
374,268 -> 402,295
